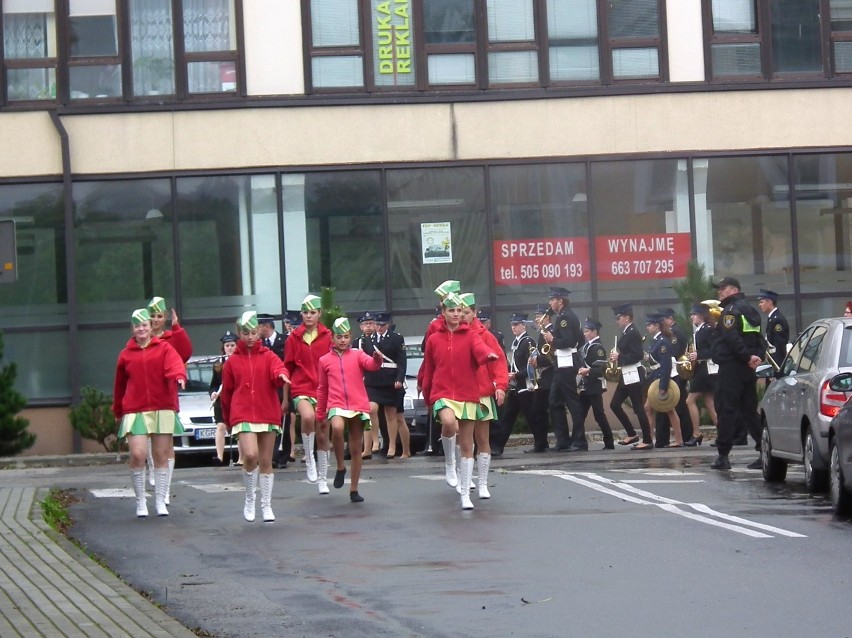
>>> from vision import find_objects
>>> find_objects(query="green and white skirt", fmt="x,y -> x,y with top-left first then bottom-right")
230,422 -> 282,436
432,398 -> 490,422
119,410 -> 184,439
327,408 -> 371,429
293,395 -> 317,408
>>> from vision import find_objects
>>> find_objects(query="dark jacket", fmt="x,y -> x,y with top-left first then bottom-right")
579,337 -> 608,395
712,292 -> 763,365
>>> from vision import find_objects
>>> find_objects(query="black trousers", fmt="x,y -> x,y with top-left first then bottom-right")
496,388 -> 535,451
530,387 -> 551,449
715,362 -> 761,457
610,380 -> 652,444
579,391 -> 613,446
549,367 -> 583,448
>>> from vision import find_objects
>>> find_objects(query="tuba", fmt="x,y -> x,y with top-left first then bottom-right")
676,337 -> 696,380
603,335 -> 622,383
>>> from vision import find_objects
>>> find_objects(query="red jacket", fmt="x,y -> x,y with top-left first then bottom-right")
283,322 -> 332,398
470,318 -> 509,396
158,324 -> 193,362
316,347 -> 383,421
420,322 -> 495,405
219,340 -> 286,429
112,337 -> 187,420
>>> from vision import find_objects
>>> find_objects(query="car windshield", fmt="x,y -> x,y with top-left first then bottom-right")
182,358 -> 217,394
406,343 -> 423,379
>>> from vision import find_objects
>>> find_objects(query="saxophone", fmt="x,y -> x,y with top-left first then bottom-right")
603,335 -> 621,383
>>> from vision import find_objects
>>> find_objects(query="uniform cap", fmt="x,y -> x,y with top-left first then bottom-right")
220,330 -> 237,343
713,276 -> 741,290
535,304 -> 549,315
434,280 -> 461,297
301,294 -> 322,311
375,312 -> 390,325
442,292 -> 464,309
131,308 -> 151,326
690,303 -> 709,315
612,303 -> 633,316
583,318 -> 603,331
757,289 -> 778,302
547,286 -> 571,299
657,308 -> 676,318
146,296 -> 166,313
645,313 -> 664,325
333,317 -> 351,335
358,311 -> 376,323
458,292 -> 476,308
510,313 -> 528,323
256,313 -> 275,326
477,309 -> 492,321
237,311 -> 258,330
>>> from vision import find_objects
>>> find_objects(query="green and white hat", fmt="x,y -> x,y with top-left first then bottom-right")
237,310 -> 258,330
459,292 -> 476,308
301,294 -> 322,311
332,317 -> 351,335
131,308 -> 151,326
434,280 -> 461,298
147,296 -> 166,313
442,292 -> 464,309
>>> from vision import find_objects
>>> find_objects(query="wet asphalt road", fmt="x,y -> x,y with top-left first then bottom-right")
16,446 -> 852,638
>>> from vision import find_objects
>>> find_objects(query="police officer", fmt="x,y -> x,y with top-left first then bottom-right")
365,312 -> 409,458
654,308 -> 691,447
525,305 -> 553,453
353,311 -> 377,351
710,277 -> 764,470
757,289 -> 789,368
493,313 -> 536,456
577,318 -> 614,450
609,304 -> 653,448
543,287 -> 583,452
257,313 -> 289,468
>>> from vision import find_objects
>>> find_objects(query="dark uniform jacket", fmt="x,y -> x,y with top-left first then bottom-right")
579,337 -> 608,395
363,329 -> 407,387
616,322 -> 647,384
550,307 -> 583,367
508,332 -> 536,392
693,322 -> 716,374
765,308 -> 790,357
669,323 -> 688,359
712,292 -> 763,365
647,332 -> 674,393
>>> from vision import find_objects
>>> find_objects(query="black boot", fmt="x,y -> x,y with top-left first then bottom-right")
710,455 -> 731,470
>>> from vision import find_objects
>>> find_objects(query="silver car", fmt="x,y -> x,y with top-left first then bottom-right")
758,317 -> 852,491
173,356 -> 228,457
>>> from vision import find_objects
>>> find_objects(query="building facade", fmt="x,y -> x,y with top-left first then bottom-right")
1,0 -> 850,453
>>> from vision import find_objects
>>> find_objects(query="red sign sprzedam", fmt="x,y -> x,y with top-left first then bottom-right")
493,238 -> 590,286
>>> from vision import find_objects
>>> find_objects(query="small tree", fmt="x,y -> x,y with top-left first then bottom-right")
0,329 -> 36,456
319,287 -> 346,330
69,386 -> 119,453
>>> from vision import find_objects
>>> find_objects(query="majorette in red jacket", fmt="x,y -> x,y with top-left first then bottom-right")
283,322 -> 332,398
315,347 -> 382,422
112,337 -> 187,420
420,321 -> 495,406
219,339 -> 287,429
158,324 -> 193,362
469,317 -> 509,396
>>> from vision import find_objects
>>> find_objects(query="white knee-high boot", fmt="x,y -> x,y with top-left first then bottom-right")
154,468 -> 169,516
304,432 -> 317,483
132,469 -> 148,517
317,450 -> 330,494
477,453 -> 491,499
441,435 -> 458,488
146,439 -> 155,487
260,473 -> 275,522
459,457 -> 475,510
165,457 -> 174,505
243,467 -> 259,522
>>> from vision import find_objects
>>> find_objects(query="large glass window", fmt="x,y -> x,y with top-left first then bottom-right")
592,159 -> 691,302
129,0 -> 176,96
547,0 -> 599,82
176,174 -> 280,320
387,167 -> 487,311
2,0 -> 58,101
692,155 -> 793,293
282,171 -> 384,312
490,163 -> 590,308
793,154 -> 852,295
73,179 -> 174,324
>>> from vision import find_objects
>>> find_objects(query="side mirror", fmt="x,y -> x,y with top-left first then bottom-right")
828,372 -> 852,393
755,364 -> 776,379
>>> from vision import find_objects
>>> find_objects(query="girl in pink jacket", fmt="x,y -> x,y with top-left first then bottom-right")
316,317 -> 383,502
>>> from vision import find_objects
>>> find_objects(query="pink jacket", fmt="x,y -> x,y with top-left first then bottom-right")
316,347 -> 382,421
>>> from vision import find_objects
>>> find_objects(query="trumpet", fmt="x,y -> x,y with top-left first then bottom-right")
603,335 -> 621,383
676,337 -> 697,380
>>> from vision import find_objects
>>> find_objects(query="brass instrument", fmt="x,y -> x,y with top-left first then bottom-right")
538,308 -> 555,358
647,378 -> 681,412
526,347 -> 541,390
701,299 -> 722,324
603,335 -> 622,383
676,337 -> 696,380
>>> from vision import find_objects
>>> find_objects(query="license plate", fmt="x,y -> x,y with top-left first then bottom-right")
194,427 -> 217,441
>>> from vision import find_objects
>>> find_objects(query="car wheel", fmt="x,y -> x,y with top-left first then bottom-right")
829,442 -> 852,516
803,430 -> 828,493
761,424 -> 787,482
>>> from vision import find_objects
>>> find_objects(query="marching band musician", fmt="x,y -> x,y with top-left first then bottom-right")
757,289 -> 789,366
576,319 -> 614,450
543,287 -> 584,452
525,304 -> 554,453
493,313 -> 537,457
654,308 -> 692,447
609,304 -> 653,448
643,314 -> 683,449
684,303 -> 718,446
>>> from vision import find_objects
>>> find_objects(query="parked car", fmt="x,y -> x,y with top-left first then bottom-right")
173,356 -> 232,458
828,372 -> 852,515
402,338 -> 431,454
756,317 -> 852,491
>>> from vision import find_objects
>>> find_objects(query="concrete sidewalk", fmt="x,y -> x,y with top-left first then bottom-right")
0,486 -> 195,638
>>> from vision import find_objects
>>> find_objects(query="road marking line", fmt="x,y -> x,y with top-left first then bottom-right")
620,480 -> 705,484
687,503 -> 807,538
